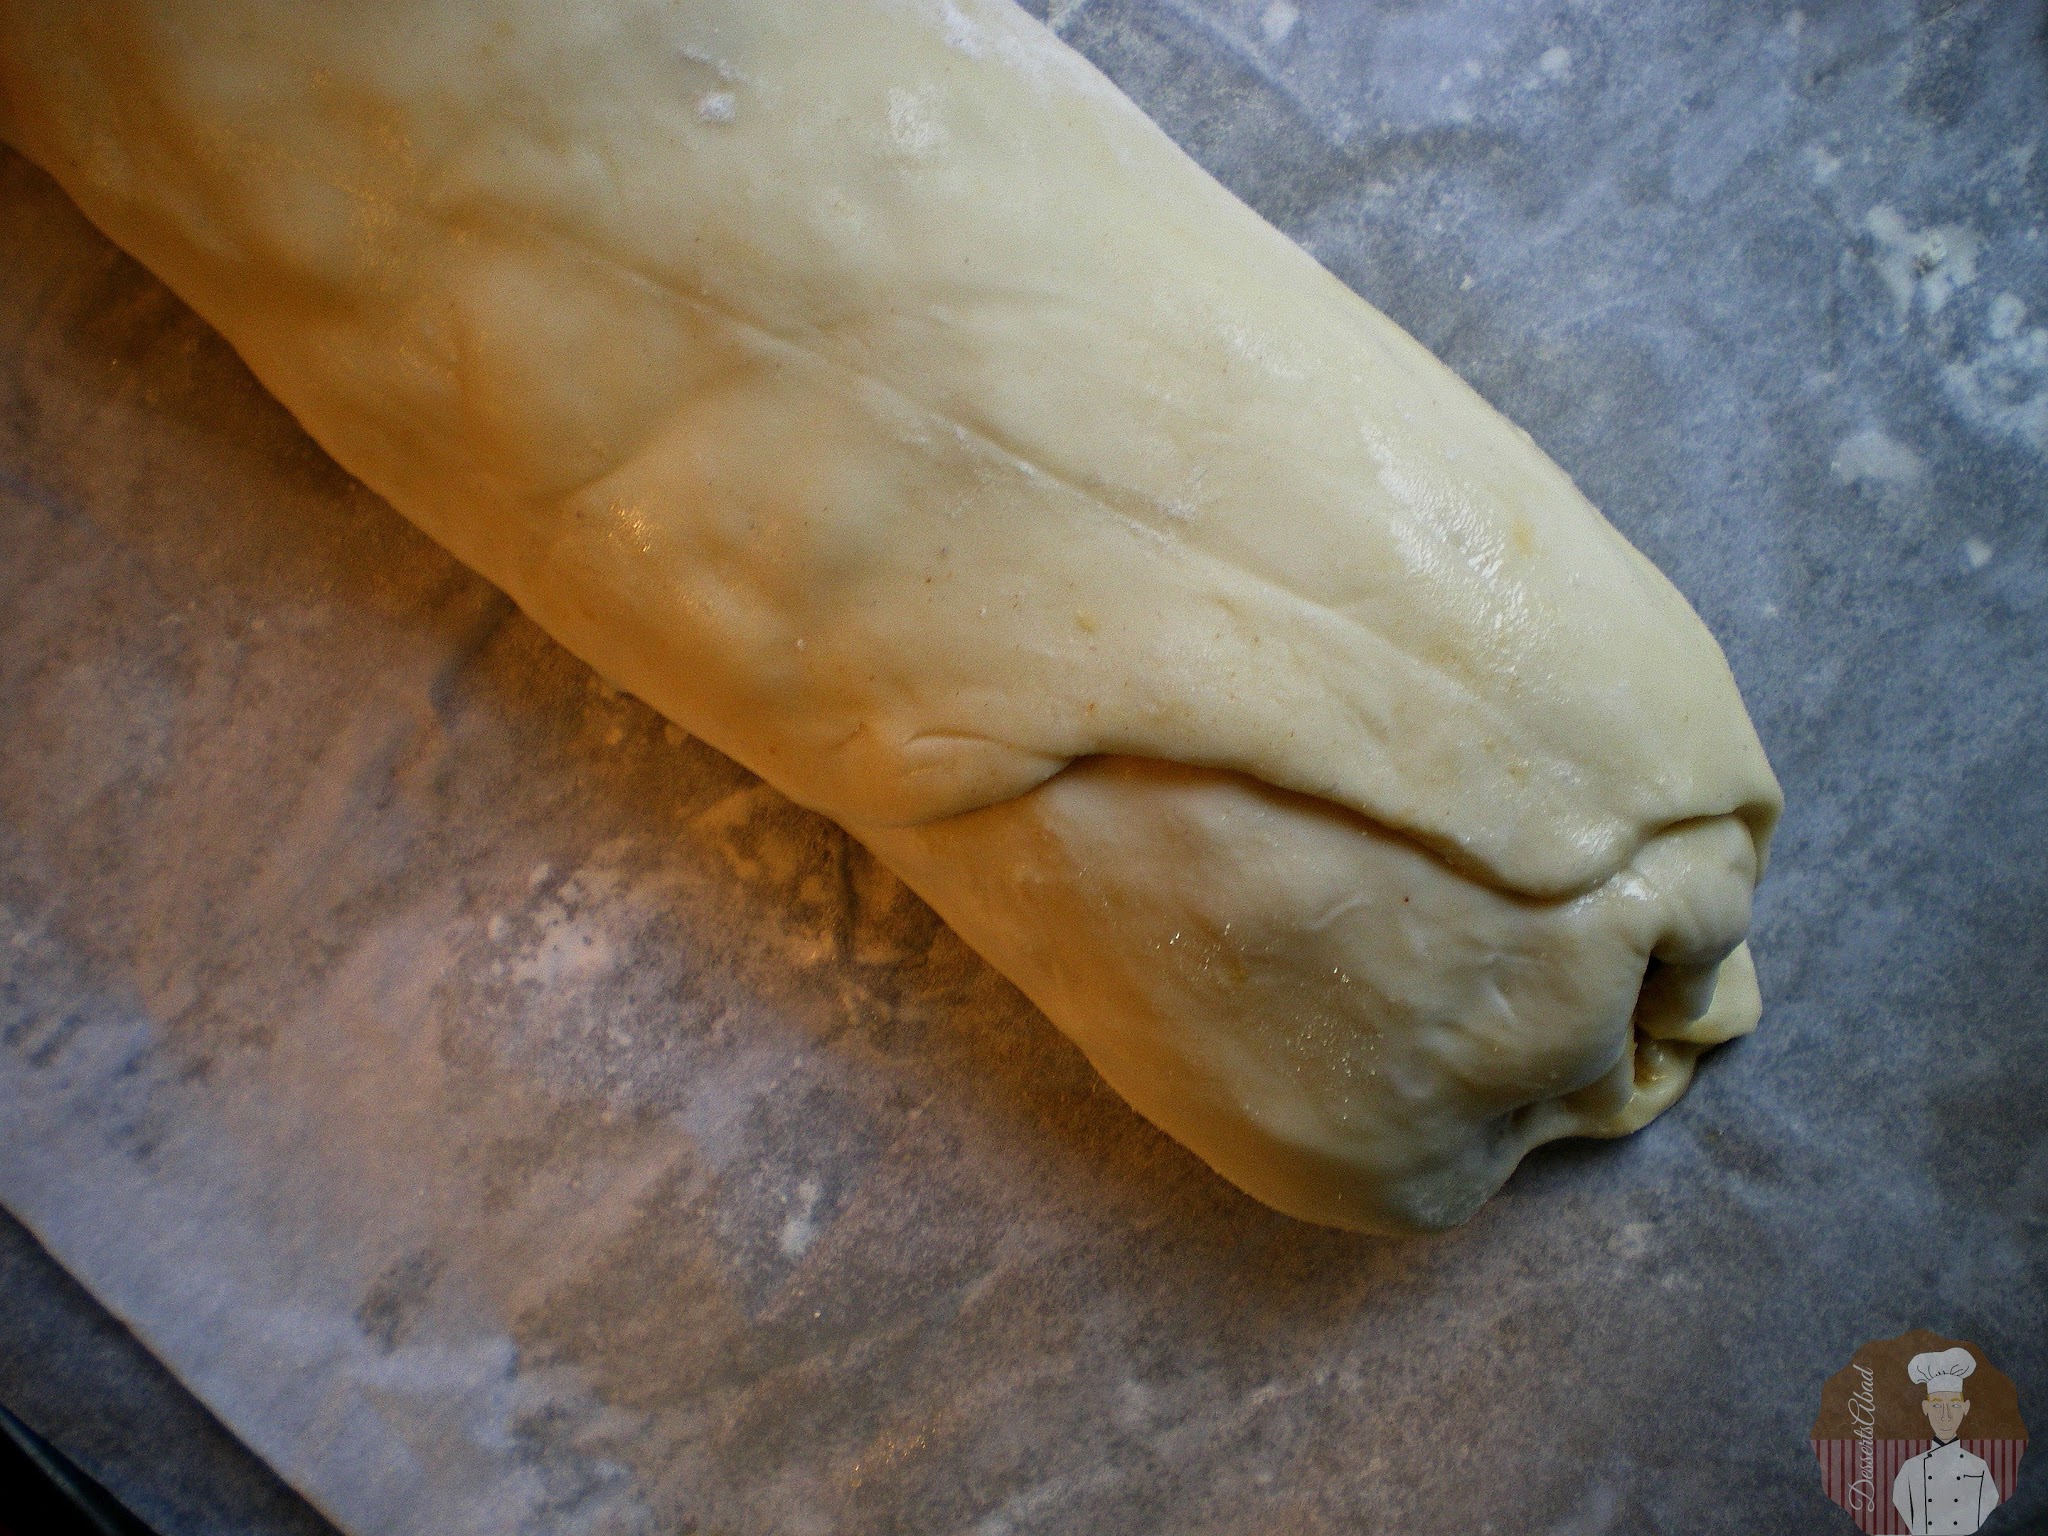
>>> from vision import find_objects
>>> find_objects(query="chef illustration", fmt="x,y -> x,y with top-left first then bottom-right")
1893,1347 -> 2001,1533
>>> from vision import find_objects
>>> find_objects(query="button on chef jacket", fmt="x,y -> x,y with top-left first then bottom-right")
1892,1438 -> 2000,1534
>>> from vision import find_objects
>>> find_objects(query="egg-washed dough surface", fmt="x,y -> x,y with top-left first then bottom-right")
0,0 -> 1778,1230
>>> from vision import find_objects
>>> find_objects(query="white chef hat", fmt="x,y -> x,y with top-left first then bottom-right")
1908,1347 -> 1977,1396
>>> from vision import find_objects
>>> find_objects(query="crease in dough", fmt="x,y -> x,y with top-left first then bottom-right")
863,758 -> 1761,1231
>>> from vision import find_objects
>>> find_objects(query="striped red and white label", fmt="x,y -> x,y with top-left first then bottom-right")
1810,1439 -> 2025,1534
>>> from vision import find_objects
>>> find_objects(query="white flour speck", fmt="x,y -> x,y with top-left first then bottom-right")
778,1177 -> 824,1258
1865,205 -> 1982,324
941,0 -> 984,55
1830,428 -> 1924,487
509,901 -> 617,989
1990,292 -> 2028,341
1943,316 -> 2048,454
1261,2 -> 1300,46
887,85 -> 947,156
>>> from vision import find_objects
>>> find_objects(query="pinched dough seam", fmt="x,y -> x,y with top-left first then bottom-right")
470,214 -> 1617,886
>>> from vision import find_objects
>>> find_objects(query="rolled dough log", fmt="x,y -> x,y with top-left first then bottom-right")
0,0 -> 1781,1231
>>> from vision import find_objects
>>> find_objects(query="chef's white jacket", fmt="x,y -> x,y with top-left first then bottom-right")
1892,1438 -> 2000,1534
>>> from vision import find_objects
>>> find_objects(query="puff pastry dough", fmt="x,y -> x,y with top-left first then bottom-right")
0,0 -> 1781,1230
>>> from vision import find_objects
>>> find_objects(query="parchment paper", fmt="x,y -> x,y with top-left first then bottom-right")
2,2 -> 2043,1532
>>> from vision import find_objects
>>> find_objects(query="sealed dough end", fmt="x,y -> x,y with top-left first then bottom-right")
862,760 -> 1761,1232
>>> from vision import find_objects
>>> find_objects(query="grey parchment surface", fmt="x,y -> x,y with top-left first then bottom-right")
2,2 -> 2044,1533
